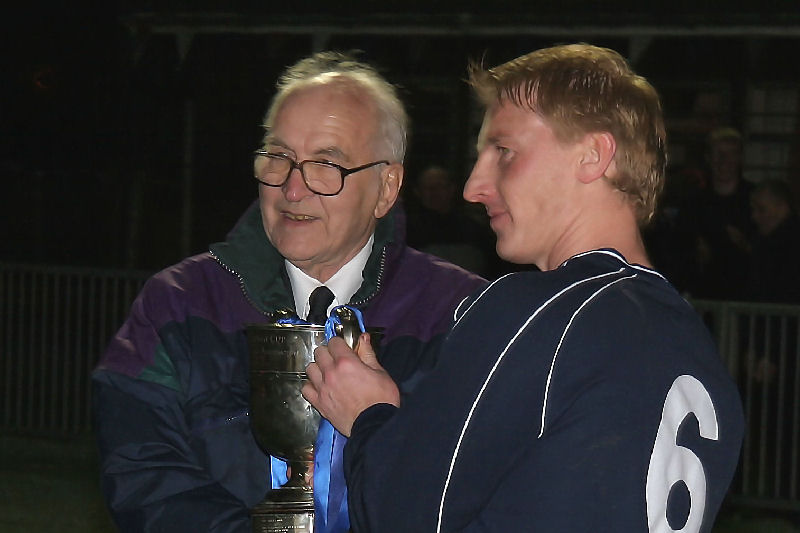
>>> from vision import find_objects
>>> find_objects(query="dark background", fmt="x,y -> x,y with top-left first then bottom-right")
2,1 -> 799,272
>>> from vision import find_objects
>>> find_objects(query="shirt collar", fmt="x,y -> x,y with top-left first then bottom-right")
286,234 -> 375,321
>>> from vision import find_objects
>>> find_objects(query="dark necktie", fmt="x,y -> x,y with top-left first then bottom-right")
307,286 -> 335,325
308,285 -> 348,531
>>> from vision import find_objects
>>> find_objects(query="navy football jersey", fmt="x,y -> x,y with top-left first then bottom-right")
345,249 -> 744,532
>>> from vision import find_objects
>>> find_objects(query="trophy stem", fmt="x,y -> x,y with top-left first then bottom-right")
247,323 -> 381,532
285,460 -> 313,489
252,460 -> 315,532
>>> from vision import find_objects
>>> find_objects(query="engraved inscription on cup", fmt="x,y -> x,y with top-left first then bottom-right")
247,322 -> 383,532
248,326 -> 326,465
248,324 -> 325,533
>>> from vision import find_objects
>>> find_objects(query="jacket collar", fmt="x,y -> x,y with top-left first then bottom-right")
209,200 -> 401,316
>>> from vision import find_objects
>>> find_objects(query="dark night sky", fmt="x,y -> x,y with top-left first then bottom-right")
2,2 -> 799,271
2,5 -> 130,264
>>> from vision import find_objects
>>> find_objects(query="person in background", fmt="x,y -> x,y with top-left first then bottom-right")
303,43 -> 745,532
746,178 -> 800,499
748,177 -> 800,303
405,164 -> 497,276
92,51 -> 485,533
685,127 -> 755,300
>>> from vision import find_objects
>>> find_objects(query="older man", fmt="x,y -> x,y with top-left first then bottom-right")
305,44 -> 745,532
92,51 -> 485,532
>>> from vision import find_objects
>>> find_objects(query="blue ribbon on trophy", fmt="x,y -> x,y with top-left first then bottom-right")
270,305 -> 366,533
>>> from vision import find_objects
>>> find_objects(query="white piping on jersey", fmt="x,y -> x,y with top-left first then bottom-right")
453,295 -> 471,321
568,249 -> 667,281
539,273 -> 637,437
435,266 -> 627,533
453,272 -> 515,326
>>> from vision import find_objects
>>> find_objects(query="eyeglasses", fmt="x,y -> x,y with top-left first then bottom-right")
253,150 -> 389,196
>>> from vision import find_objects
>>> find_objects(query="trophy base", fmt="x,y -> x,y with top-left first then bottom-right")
251,487 -> 314,533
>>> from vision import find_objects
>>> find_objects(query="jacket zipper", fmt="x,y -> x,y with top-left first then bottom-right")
209,250 -> 272,317
210,244 -> 387,313
350,245 -> 387,308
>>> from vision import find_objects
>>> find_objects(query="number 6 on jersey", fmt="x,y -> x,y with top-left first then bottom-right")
646,374 -> 720,532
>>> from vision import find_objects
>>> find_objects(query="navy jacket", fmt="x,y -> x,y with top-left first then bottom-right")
92,202 -> 486,532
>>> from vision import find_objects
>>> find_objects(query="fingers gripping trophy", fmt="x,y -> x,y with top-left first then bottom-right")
246,306 -> 381,532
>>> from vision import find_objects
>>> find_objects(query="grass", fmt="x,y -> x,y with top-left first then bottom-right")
0,434 -> 116,533
714,507 -> 800,533
1,434 -> 799,532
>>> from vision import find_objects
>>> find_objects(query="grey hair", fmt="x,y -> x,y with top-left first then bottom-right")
263,51 -> 408,163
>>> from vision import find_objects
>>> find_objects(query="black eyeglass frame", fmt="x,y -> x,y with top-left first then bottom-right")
253,150 -> 389,196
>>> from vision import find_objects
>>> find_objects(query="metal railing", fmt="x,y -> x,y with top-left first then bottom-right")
0,262 -> 150,434
693,299 -> 800,510
1,263 -> 798,511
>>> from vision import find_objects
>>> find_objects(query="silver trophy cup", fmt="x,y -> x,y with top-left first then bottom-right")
246,315 -> 382,533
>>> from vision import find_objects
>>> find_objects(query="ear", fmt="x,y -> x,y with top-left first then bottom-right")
576,132 -> 616,184
374,163 -> 404,218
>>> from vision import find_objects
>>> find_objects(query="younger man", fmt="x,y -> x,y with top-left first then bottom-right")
304,44 -> 745,532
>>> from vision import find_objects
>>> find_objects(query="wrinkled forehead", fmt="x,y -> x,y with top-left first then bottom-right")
269,78 -> 380,133
283,81 -> 377,116
267,84 -> 380,155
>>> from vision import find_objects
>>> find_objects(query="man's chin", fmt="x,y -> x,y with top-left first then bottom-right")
495,245 -> 518,264
280,248 -> 317,264
271,238 -> 319,265
496,241 -> 535,267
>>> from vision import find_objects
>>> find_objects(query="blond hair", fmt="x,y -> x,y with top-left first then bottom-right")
469,43 -> 666,225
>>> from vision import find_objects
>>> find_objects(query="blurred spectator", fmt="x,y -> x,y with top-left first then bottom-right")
643,168 -> 697,295
748,178 -> 800,303
406,164 -> 499,276
744,180 -> 800,500
682,127 -> 755,300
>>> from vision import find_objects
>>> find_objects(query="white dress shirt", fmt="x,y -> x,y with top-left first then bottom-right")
285,234 -> 374,321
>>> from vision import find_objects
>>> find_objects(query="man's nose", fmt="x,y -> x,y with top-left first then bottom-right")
283,167 -> 315,201
463,161 -> 489,203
